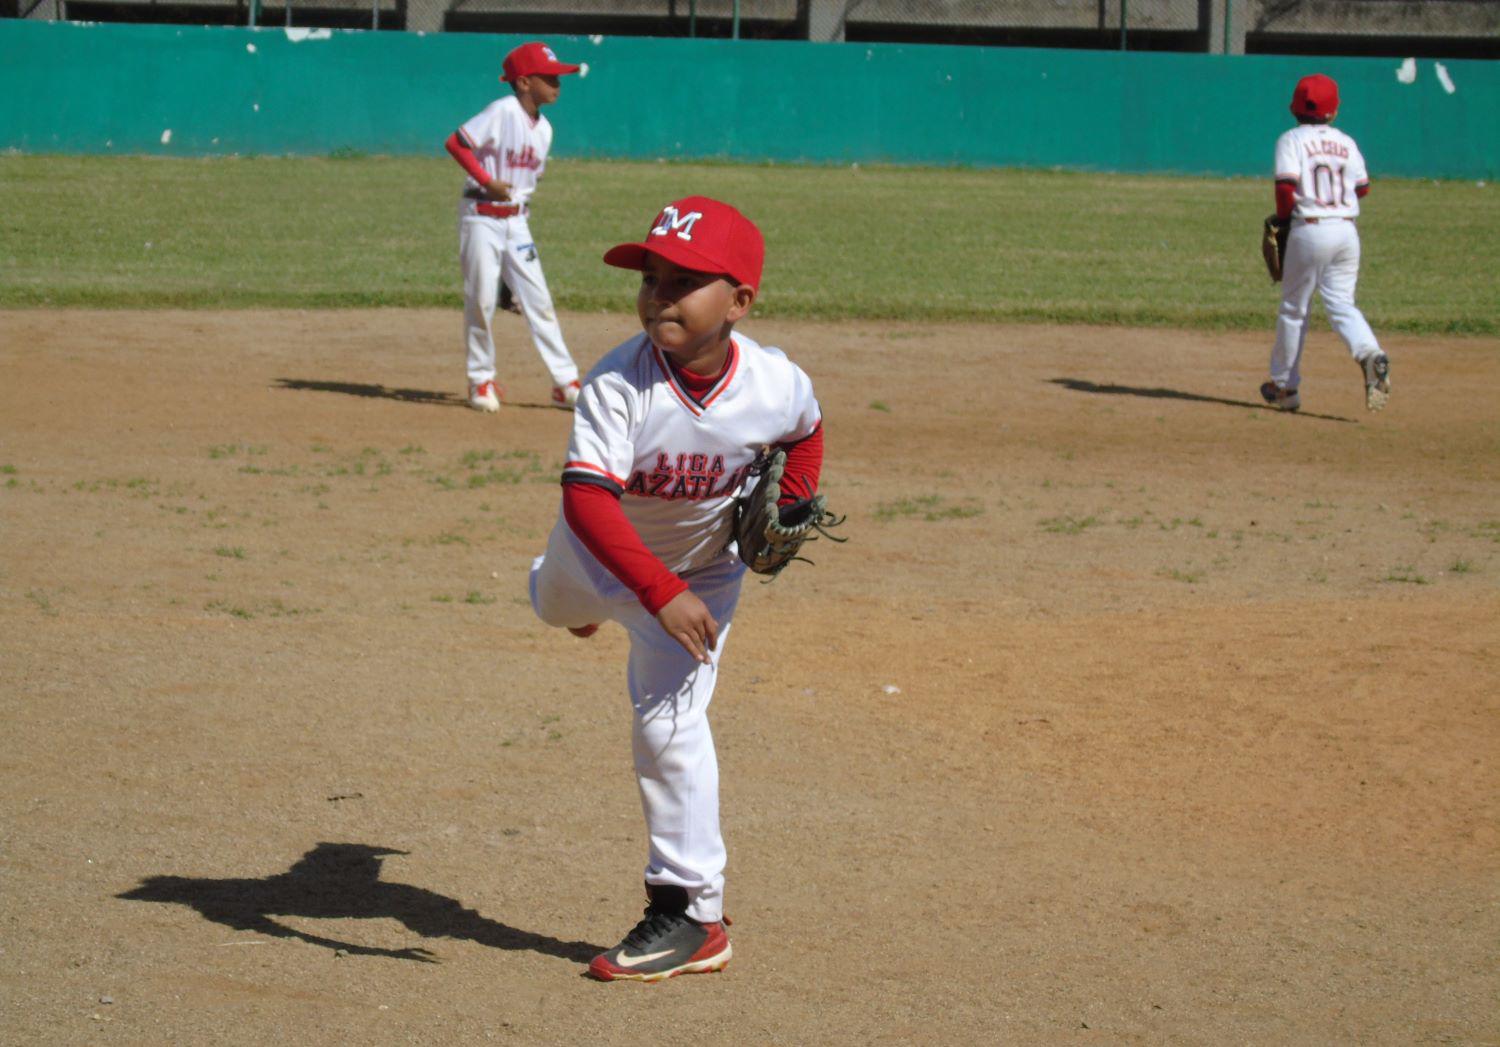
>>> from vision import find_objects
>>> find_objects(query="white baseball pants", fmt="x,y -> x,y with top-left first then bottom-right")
529,519 -> 745,924
459,212 -> 579,389
1269,218 -> 1382,391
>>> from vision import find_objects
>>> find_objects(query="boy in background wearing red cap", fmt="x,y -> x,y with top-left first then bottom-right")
444,42 -> 584,413
528,197 -> 826,982
1262,73 -> 1391,413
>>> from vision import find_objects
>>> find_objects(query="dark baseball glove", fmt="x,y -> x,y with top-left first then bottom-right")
498,279 -> 522,315
1261,215 -> 1290,282
733,448 -> 845,578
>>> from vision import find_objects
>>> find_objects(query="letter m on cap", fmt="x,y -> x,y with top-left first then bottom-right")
651,206 -> 704,242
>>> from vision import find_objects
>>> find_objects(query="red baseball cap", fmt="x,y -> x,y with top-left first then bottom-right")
501,42 -> 580,82
1291,74 -> 1339,119
603,196 -> 765,290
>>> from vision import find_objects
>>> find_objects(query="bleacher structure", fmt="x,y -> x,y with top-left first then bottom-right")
5,0 -> 1498,58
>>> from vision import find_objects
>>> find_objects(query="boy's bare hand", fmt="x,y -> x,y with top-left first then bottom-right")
484,179 -> 512,201
656,590 -> 718,665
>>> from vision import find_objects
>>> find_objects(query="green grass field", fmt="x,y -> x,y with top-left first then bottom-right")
2,155 -> 1496,334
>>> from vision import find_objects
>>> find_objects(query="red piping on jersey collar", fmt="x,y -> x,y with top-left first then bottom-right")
651,338 -> 740,417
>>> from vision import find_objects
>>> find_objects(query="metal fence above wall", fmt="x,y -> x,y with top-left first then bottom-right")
9,0 -> 1500,57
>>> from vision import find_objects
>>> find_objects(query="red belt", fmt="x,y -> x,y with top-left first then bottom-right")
477,202 -> 526,218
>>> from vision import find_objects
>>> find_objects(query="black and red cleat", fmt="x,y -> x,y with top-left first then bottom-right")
588,884 -> 731,983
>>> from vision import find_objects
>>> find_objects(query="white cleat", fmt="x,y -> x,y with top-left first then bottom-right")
469,380 -> 501,413
1361,352 -> 1390,412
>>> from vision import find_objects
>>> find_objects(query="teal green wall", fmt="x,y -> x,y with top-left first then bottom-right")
1,20 -> 1495,177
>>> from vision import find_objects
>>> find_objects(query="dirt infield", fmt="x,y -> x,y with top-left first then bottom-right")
2,309 -> 1496,1045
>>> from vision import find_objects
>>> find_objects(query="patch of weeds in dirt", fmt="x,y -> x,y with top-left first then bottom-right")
264,598 -> 317,618
325,448 -> 393,479
1039,514 -> 1099,535
431,594 -> 454,603
204,597 -> 314,619
299,483 -> 332,497
432,532 -> 470,547
214,546 -> 246,559
26,589 -> 58,616
1157,516 -> 1204,532
1,464 -> 16,475
73,476 -> 160,498
461,449 -> 545,489
1308,569 -> 1329,583
399,444 -> 425,455
1158,567 -> 1204,584
1383,566 -> 1430,585
464,590 -> 497,605
1474,521 -> 1500,543
1448,559 -> 1478,575
209,443 -> 268,460
876,495 -> 985,523
868,400 -> 891,413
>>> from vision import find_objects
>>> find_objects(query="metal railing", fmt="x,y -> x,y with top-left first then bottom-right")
16,0 -> 1500,57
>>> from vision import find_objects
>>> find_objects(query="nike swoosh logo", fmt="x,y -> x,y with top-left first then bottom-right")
613,948 -> 675,968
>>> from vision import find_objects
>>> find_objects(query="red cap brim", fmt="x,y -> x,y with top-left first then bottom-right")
603,240 -> 751,287
504,60 -> 581,81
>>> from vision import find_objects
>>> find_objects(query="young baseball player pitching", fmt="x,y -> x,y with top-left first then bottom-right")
1261,73 -> 1391,413
444,41 -> 583,413
528,196 -> 827,982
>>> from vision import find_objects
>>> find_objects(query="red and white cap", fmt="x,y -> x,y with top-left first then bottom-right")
1291,74 -> 1339,120
603,196 -> 765,290
501,41 -> 581,82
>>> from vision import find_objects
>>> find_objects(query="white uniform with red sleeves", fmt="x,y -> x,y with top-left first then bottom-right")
1270,123 -> 1383,392
457,94 -> 578,390
528,330 -> 821,923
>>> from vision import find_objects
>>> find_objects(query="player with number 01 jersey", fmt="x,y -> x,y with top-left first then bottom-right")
1261,73 -> 1391,414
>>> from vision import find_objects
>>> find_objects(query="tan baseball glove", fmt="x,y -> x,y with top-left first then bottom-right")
732,448 -> 845,578
1262,215 -> 1290,282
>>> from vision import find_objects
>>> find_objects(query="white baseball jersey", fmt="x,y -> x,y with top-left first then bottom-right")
1274,123 -> 1369,220
561,332 -> 822,577
457,94 -> 553,216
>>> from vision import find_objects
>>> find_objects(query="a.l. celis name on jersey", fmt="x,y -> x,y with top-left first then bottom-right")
1303,138 -> 1350,160
623,452 -> 753,502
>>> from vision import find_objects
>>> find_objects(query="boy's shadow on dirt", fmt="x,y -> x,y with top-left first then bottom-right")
1047,378 -> 1355,423
117,842 -> 602,964
273,379 -> 555,411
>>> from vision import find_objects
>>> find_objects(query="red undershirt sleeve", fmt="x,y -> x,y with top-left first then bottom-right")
445,131 -> 491,187
562,482 -> 688,615
1275,180 -> 1296,222
776,422 -> 824,504
1355,183 -> 1370,199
